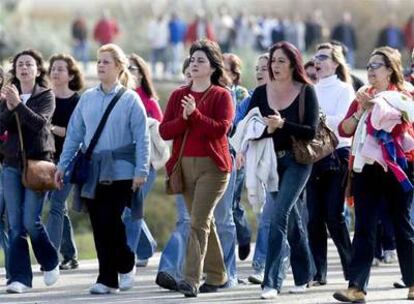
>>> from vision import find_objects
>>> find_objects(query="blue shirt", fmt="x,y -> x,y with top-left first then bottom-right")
58,83 -> 150,180
169,18 -> 186,44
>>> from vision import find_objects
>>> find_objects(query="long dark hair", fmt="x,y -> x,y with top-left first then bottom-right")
189,39 -> 229,87
268,41 -> 311,85
129,53 -> 158,100
48,53 -> 85,91
9,49 -> 49,91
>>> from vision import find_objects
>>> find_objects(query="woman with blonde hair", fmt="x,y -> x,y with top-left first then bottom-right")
306,42 -> 354,286
333,47 -> 414,302
55,44 -> 150,294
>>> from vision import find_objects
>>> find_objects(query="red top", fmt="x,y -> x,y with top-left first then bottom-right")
159,85 -> 234,175
136,88 -> 163,122
93,18 -> 120,45
185,21 -> 215,45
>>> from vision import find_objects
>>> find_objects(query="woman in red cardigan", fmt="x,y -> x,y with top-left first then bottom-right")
159,39 -> 234,297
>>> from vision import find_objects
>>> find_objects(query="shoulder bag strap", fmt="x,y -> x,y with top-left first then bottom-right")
84,87 -> 126,159
298,84 -> 307,124
14,112 -> 27,166
173,85 -> 213,167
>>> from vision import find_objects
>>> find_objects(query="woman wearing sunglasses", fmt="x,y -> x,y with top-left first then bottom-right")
333,47 -> 414,302
306,43 -> 354,287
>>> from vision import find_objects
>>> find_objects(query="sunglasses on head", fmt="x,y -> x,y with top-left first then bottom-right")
128,65 -> 139,71
313,54 -> 330,61
366,62 -> 385,70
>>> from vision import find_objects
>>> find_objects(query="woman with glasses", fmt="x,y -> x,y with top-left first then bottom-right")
246,41 -> 318,299
0,49 -> 59,293
46,53 -> 84,271
121,54 -> 162,268
306,43 -> 354,287
333,47 -> 414,302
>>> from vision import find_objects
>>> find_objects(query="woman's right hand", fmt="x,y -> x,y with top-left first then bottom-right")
356,91 -> 373,111
54,170 -> 64,190
236,153 -> 245,170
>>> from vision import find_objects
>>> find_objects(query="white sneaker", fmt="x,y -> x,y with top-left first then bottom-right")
89,283 -> 119,294
135,259 -> 149,267
289,284 -> 307,294
372,257 -> 381,267
6,281 -> 31,293
119,266 -> 136,291
43,266 -> 60,286
384,250 -> 397,264
261,287 -> 278,299
248,272 -> 264,285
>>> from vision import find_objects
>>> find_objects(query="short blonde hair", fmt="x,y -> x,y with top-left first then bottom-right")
98,44 -> 134,89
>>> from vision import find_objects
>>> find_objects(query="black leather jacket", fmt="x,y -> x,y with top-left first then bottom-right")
0,84 -> 55,167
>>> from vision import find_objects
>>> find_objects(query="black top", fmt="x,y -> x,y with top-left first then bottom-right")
51,93 -> 80,159
247,84 -> 319,151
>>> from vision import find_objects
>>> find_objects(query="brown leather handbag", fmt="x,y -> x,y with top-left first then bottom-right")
291,85 -> 339,165
15,113 -> 57,191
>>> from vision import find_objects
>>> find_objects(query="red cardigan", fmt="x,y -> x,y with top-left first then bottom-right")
159,85 -> 234,175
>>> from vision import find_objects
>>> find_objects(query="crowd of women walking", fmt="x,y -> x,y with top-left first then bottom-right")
1,33 -> 414,303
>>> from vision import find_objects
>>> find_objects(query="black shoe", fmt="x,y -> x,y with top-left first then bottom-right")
155,272 -> 177,291
59,258 -> 79,270
199,282 -> 226,293
177,280 -> 198,297
394,279 -> 406,289
238,243 -> 251,261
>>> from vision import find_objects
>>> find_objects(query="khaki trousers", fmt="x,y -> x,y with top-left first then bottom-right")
181,157 -> 229,288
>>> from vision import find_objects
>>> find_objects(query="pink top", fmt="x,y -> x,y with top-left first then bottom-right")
136,87 -> 163,122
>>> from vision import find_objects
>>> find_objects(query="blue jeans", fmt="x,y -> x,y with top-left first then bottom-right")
262,151 -> 315,291
123,167 -> 157,259
46,183 -> 78,260
0,166 -> 9,278
214,163 -> 237,287
232,168 -> 252,246
252,193 -> 273,272
72,40 -> 89,69
3,166 -> 58,287
158,195 -> 190,281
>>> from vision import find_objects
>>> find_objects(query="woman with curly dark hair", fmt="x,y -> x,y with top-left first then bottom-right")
160,39 -> 234,297
0,49 -> 59,293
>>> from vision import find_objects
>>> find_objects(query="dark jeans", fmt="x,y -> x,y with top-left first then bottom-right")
307,150 -> 352,282
349,163 -> 414,293
374,198 -> 396,259
84,180 -> 135,288
232,168 -> 252,246
262,151 -> 315,291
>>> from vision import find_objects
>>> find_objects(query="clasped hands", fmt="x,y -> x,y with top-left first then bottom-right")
181,94 -> 196,120
0,84 -> 21,111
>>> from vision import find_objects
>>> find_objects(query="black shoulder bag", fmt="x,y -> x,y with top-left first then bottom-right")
64,87 -> 126,184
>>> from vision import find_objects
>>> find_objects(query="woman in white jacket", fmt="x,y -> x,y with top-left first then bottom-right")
306,42 -> 355,286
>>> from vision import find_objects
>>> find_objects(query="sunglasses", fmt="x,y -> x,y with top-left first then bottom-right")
128,65 -> 139,71
313,54 -> 330,61
366,62 -> 386,70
